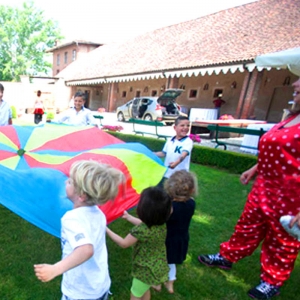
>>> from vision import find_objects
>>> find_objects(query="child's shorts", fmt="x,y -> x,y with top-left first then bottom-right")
130,277 -> 151,298
62,290 -> 109,300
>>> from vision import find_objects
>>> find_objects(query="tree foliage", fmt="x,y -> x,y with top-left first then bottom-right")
0,1 -> 63,81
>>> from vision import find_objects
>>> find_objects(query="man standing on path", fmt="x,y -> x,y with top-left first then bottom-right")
213,94 -> 226,119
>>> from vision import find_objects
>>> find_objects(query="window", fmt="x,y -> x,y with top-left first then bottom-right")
122,91 -> 127,98
151,90 -> 157,96
72,49 -> 76,61
56,54 -> 60,66
135,91 -> 141,97
213,89 -> 223,98
64,52 -> 68,64
189,89 -> 198,98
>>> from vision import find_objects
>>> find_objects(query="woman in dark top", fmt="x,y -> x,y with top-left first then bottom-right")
164,170 -> 197,294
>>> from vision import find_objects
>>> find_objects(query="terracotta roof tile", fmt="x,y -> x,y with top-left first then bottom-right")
60,0 -> 300,81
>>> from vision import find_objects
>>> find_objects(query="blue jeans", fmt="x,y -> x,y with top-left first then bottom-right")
62,290 -> 109,300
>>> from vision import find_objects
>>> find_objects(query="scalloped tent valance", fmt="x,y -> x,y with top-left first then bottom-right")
66,63 -> 274,86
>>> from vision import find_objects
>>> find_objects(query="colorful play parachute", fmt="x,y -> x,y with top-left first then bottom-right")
0,123 -> 167,237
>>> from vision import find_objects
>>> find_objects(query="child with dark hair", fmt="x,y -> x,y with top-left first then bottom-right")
56,91 -> 97,126
0,83 -> 12,126
33,90 -> 44,124
106,186 -> 172,300
164,170 -> 197,294
154,115 -> 193,187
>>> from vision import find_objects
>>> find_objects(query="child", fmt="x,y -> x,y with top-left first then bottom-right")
34,160 -> 125,300
106,186 -> 172,300
33,90 -> 44,124
164,170 -> 197,294
56,91 -> 97,126
0,83 -> 12,126
154,116 -> 193,186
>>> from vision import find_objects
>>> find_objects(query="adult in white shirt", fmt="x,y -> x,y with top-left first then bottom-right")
57,91 -> 97,126
0,83 -> 12,126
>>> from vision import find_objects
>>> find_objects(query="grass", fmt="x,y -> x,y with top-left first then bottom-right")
1,163 -> 300,299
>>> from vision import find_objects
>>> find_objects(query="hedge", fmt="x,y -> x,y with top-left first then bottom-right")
107,132 -> 257,174
10,105 -> 17,119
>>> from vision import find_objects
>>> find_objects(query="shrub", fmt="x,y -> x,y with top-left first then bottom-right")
102,125 -> 123,132
108,132 -> 257,174
109,132 -> 165,152
46,111 -> 55,120
10,106 -> 17,119
192,144 -> 257,173
98,107 -> 106,113
219,114 -> 234,120
189,133 -> 201,143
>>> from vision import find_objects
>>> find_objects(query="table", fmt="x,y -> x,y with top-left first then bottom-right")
191,119 -> 267,137
189,108 -> 218,122
240,123 -> 276,155
192,119 -> 267,127
93,114 -> 104,126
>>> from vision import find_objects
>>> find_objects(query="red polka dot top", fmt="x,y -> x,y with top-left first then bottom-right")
257,114 -> 300,183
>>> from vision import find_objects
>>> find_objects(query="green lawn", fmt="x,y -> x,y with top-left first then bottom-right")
0,163 -> 300,299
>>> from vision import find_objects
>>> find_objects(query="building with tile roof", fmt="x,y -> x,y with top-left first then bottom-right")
54,0 -> 300,123
46,40 -> 103,75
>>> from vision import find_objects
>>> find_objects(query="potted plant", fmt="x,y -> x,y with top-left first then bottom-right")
45,111 -> 55,122
189,133 -> 201,143
101,125 -> 123,132
10,105 -> 17,119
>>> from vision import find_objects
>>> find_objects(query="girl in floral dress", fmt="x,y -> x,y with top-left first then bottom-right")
106,186 -> 172,300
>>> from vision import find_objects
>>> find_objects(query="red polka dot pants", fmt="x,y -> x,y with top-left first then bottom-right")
220,179 -> 300,286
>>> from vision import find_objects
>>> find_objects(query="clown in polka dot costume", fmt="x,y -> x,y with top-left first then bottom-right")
198,78 -> 300,299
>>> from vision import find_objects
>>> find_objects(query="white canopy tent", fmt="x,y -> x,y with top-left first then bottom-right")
255,47 -> 300,76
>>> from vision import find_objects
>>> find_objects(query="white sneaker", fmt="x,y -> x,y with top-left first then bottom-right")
280,215 -> 300,241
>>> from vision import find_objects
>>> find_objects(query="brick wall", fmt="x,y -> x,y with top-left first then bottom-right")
50,44 -> 99,76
